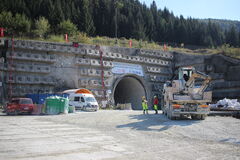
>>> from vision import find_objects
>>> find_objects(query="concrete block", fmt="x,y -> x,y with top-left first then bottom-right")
16,75 -> 23,83
25,53 -> 32,59
66,46 -> 72,53
15,41 -> 22,48
80,49 -> 86,54
80,69 -> 88,76
56,45 -> 65,52
79,79 -> 89,86
103,52 -> 112,58
104,70 -> 112,77
29,42 -> 35,50
51,44 -> 57,51
90,59 -> 101,66
110,52 -> 116,58
115,53 -> 122,59
49,54 -> 55,61
25,76 -> 32,84
103,61 -> 113,68
77,58 -> 90,65
87,49 -> 99,56
125,55 -> 131,61
104,80 -> 111,87
33,54 -> 40,61
147,67 -> 151,72
43,66 -> 50,73
88,69 -> 97,76
138,57 -> 144,62
33,76 -> 40,83
150,75 -> 156,81
17,64 -> 26,72
89,79 -> 101,87
16,52 -> 23,59
27,65 -> 34,72
35,65 -> 42,73
71,47 -> 80,54
41,54 -> 48,61
35,43 -> 42,50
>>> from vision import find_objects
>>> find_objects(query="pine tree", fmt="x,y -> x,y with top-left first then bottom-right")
226,26 -> 239,47
78,0 -> 95,36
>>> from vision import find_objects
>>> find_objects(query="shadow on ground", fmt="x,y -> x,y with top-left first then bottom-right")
116,113 -> 200,132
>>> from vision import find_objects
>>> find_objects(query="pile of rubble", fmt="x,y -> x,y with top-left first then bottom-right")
210,98 -> 240,110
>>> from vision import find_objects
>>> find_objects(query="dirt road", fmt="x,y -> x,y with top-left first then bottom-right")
0,110 -> 239,160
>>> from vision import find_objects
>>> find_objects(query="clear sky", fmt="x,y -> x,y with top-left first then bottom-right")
139,0 -> 240,21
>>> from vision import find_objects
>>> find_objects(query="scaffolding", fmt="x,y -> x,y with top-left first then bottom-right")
8,37 -> 14,101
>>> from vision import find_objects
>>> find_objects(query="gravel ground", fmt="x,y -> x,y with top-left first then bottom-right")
0,110 -> 239,160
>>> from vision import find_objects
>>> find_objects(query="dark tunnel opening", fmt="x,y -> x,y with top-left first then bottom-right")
114,77 -> 146,110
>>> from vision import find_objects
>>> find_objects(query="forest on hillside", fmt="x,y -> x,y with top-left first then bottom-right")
0,0 -> 240,47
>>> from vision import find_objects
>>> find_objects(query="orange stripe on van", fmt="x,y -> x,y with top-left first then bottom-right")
75,89 -> 92,94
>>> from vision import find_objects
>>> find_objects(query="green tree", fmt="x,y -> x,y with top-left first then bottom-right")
0,11 -> 14,32
58,19 -> 78,36
133,8 -> 146,40
226,26 -> 239,47
13,13 -> 31,36
34,17 -> 50,38
79,0 -> 95,36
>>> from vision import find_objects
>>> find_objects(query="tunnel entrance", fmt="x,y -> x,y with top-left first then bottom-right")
113,76 -> 146,110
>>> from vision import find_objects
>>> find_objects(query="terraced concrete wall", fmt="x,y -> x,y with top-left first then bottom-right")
1,39 -> 238,107
0,39 -> 173,109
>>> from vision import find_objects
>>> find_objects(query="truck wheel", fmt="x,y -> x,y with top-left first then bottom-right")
167,110 -> 175,120
191,115 -> 197,120
200,115 -> 206,120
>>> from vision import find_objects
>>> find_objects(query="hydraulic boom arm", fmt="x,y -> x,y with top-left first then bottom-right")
185,71 -> 211,95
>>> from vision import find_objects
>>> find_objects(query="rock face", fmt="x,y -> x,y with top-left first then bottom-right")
0,39 -> 239,109
174,52 -> 240,101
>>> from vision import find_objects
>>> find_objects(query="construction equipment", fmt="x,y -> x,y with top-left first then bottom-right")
162,66 -> 212,120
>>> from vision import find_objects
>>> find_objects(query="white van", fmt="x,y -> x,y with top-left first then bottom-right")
63,89 -> 99,111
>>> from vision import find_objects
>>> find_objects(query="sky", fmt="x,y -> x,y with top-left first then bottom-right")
139,0 -> 240,21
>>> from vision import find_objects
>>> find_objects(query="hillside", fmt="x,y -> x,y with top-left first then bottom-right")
0,0 -> 240,48
200,19 -> 240,32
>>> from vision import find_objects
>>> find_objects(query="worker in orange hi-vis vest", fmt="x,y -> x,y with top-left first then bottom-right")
153,95 -> 159,114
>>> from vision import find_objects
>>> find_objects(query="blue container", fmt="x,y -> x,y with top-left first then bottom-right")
26,94 -> 68,104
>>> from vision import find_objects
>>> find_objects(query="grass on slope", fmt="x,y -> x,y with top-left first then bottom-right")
16,33 -> 240,59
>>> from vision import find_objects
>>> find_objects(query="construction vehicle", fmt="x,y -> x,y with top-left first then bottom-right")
63,88 -> 99,111
162,66 -> 212,120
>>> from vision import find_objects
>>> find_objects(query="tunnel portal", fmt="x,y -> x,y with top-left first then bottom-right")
113,76 -> 146,110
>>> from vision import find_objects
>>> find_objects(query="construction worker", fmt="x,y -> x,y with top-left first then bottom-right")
153,95 -> 159,114
142,96 -> 148,114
